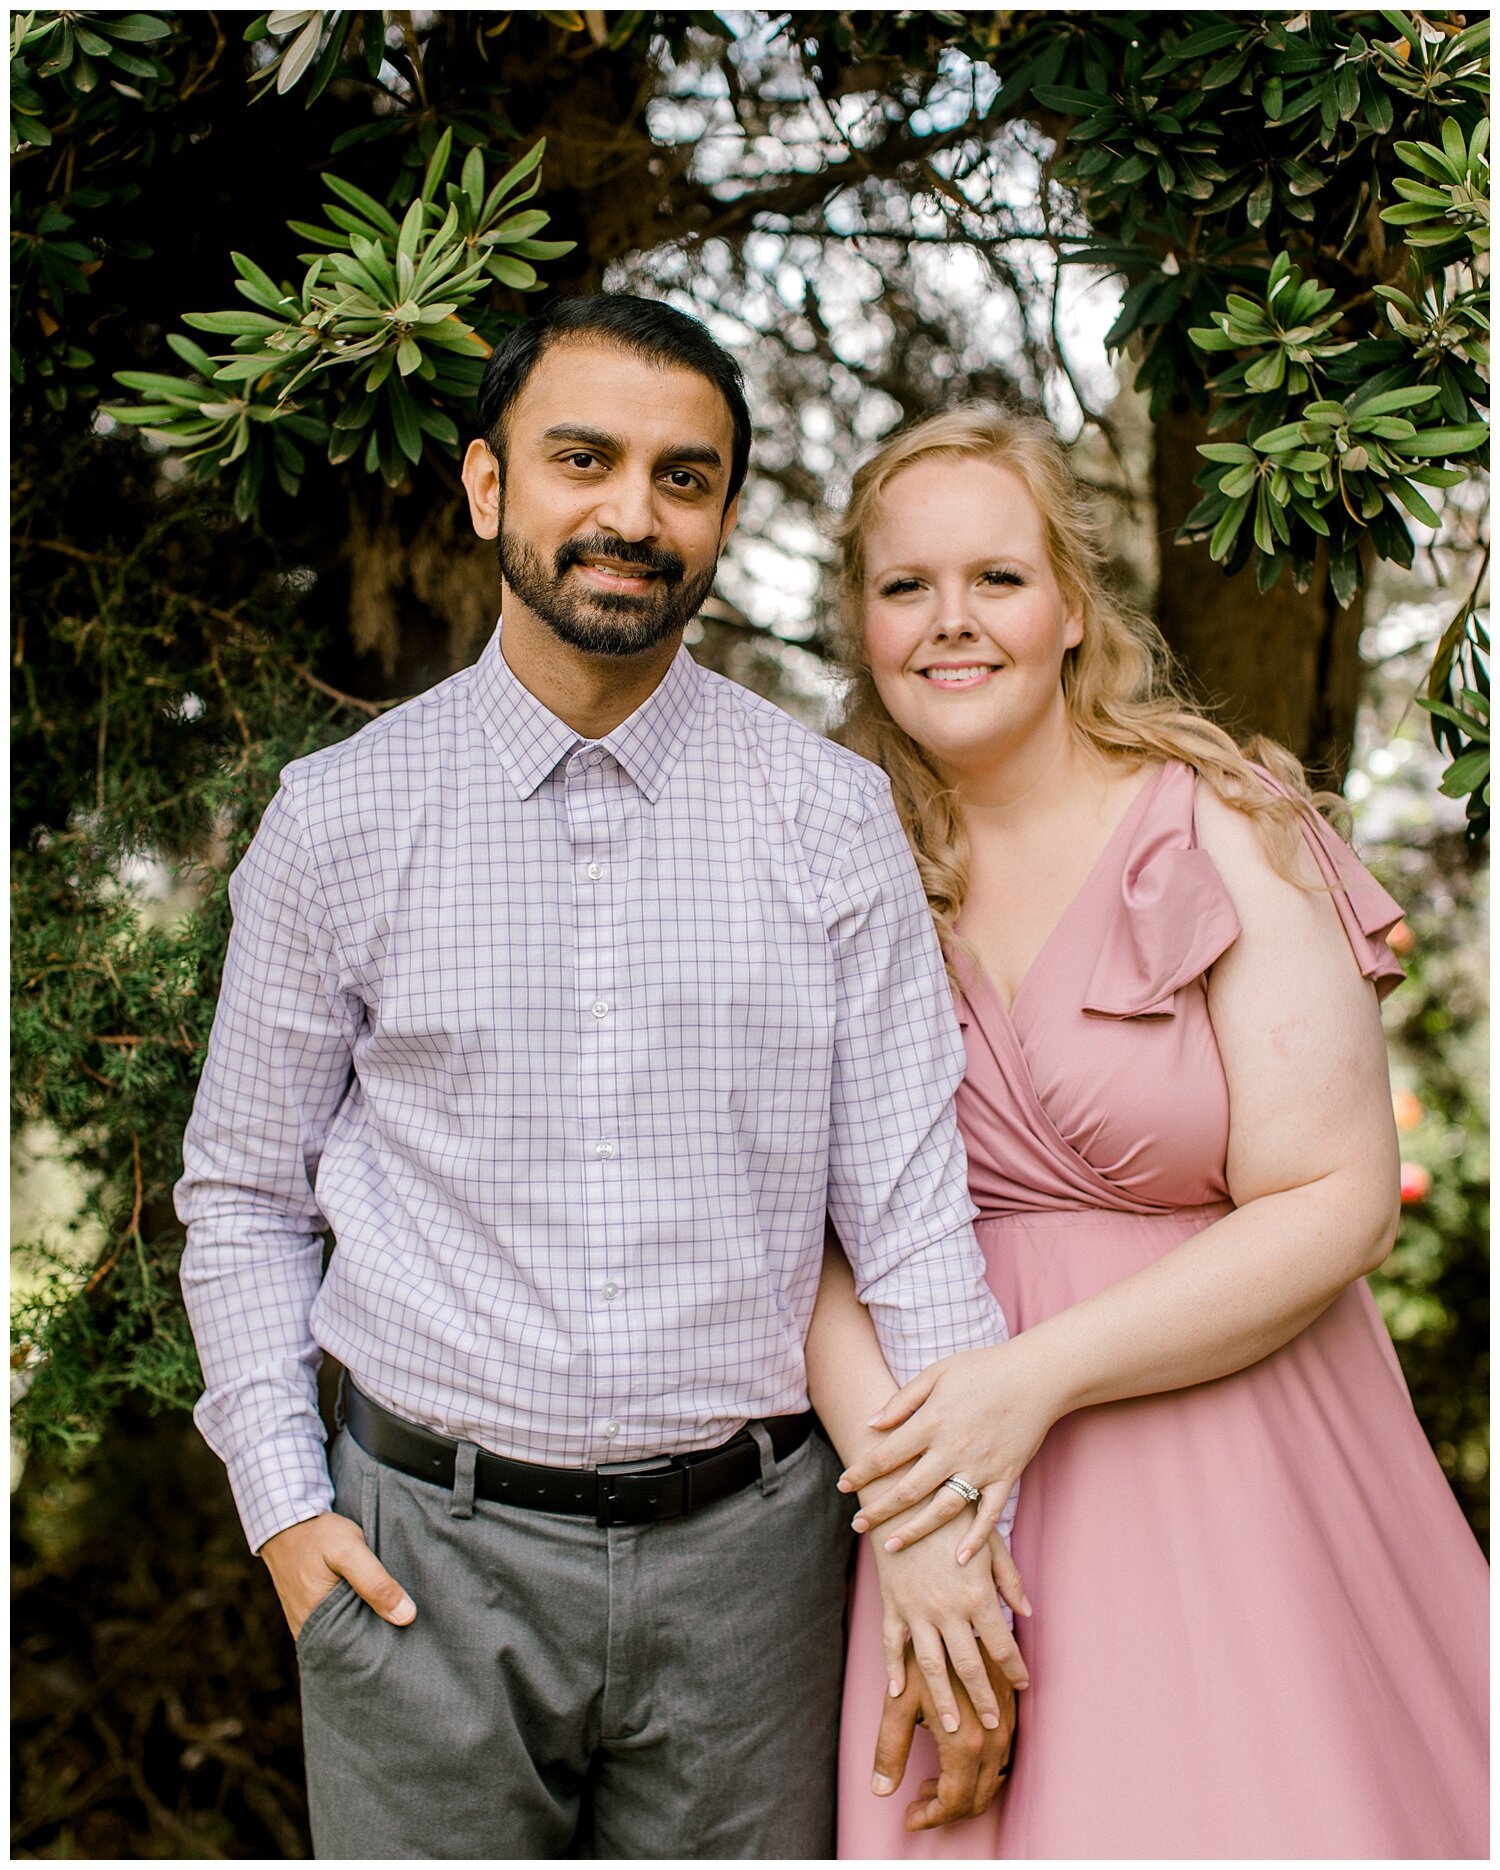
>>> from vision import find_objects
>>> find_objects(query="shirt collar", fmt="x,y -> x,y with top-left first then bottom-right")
471,622 -> 705,804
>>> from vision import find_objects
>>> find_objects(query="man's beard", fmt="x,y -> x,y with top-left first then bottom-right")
497,527 -> 718,659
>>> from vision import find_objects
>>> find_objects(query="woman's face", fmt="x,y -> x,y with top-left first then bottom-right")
859,455 -> 1083,777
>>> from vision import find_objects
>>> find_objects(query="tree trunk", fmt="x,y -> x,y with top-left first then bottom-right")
1152,402 -> 1366,789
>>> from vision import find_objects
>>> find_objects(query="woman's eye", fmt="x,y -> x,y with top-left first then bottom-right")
879,577 -> 921,598
980,568 -> 1024,588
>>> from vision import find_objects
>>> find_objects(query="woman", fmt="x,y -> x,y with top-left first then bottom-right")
808,405 -> 1488,1858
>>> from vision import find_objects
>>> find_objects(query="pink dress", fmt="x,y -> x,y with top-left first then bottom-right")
838,761 -> 1488,1860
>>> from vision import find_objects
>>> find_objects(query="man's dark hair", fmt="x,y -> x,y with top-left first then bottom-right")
475,293 -> 752,505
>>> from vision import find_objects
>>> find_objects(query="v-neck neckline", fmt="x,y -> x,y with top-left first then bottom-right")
957,760 -> 1172,1023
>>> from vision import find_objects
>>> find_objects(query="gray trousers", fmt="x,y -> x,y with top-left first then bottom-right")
297,1422 -> 853,1859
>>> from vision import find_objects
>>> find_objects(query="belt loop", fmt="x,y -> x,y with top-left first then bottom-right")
748,1421 -> 779,1497
450,1441 -> 479,1519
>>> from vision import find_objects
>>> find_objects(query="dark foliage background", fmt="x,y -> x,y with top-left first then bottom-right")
11,10 -> 1487,1856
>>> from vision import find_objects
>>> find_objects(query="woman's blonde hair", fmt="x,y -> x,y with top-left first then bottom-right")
833,402 -> 1339,954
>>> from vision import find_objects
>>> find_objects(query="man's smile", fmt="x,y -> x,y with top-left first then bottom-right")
571,556 -> 663,593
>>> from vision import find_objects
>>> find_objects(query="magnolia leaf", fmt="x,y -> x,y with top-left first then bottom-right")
323,173 -> 401,239
1389,478 -> 1443,527
102,14 -> 173,42
1210,490 -> 1251,559
277,13 -> 323,94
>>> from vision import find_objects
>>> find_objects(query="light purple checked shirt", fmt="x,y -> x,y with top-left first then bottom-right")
177,626 -> 1010,1553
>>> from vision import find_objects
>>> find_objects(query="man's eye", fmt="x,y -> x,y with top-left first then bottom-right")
664,470 -> 701,490
565,451 -> 600,470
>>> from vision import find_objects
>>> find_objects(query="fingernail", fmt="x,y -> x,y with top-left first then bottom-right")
1020,1594 -> 1033,1617
851,1515 -> 869,1533
981,1712 -> 999,1730
956,1547 -> 972,1566
866,1413 -> 882,1427
1017,1677 -> 1031,1690
888,1679 -> 903,1698
836,1476 -> 852,1493
871,1774 -> 895,1796
883,1536 -> 903,1553
389,1595 -> 416,1625
941,1713 -> 959,1733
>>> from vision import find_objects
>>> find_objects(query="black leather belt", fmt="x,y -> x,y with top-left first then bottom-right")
342,1382 -> 814,1527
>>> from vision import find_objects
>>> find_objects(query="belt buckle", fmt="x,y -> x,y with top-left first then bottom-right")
594,1455 -> 683,1527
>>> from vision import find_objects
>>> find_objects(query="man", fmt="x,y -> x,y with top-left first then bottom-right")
177,293 -> 1013,1858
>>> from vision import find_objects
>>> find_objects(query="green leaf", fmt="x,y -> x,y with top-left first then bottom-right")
1032,85 -> 1109,114
421,126 -> 455,206
165,333 -> 216,377
1383,425 -> 1488,458
101,14 -> 172,42
1350,385 -> 1441,418
507,237 -> 576,261
387,382 -> 423,464
415,404 -> 461,446
1389,479 -> 1442,527
323,173 -> 401,239
485,254 -> 538,289
182,310 -> 284,335
396,198 -> 424,269
1246,175 -> 1273,228
1328,550 -> 1360,609
488,210 -> 551,242
461,144 -> 485,218
231,250 -> 292,314
481,139 -> 547,222
1209,491 -> 1251,559
1437,748 -> 1489,800
277,13 -> 324,94
1244,349 -> 1286,392
1419,697 -> 1489,738
1377,11 -> 1425,54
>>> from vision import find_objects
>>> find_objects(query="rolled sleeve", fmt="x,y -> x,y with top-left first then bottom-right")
822,778 -> 1010,1383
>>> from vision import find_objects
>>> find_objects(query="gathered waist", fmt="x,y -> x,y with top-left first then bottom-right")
974,1199 -> 1233,1234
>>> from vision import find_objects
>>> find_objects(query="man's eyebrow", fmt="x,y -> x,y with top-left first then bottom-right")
540,424 -> 622,452
539,424 -> 725,474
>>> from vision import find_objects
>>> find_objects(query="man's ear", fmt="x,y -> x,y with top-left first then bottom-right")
719,490 -> 741,549
461,439 -> 501,540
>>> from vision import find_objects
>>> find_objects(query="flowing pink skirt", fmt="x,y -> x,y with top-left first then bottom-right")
837,1208 -> 1489,1859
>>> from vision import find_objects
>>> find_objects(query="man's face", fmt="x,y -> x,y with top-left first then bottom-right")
463,337 -> 740,659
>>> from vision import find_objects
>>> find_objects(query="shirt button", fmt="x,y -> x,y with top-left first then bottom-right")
586,862 -> 605,881
594,1141 -> 615,1160
603,1419 -> 620,1439
590,999 -> 610,1019
601,1280 -> 620,1301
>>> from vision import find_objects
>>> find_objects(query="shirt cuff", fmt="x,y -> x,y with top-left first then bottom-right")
859,1224 -> 1009,1386
228,1432 -> 335,1555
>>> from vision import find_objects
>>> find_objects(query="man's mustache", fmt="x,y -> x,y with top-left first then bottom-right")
554,534 -> 686,584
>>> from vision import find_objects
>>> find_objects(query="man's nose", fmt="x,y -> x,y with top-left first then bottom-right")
591,472 -> 659,541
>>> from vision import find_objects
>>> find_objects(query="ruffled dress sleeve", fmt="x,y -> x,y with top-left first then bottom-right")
1081,761 -> 1404,1019
1250,763 -> 1406,1002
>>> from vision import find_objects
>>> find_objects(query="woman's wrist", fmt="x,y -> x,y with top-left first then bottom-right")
981,1324 -> 1075,1439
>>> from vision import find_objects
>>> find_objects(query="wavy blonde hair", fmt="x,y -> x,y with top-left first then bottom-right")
833,403 -> 1340,954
